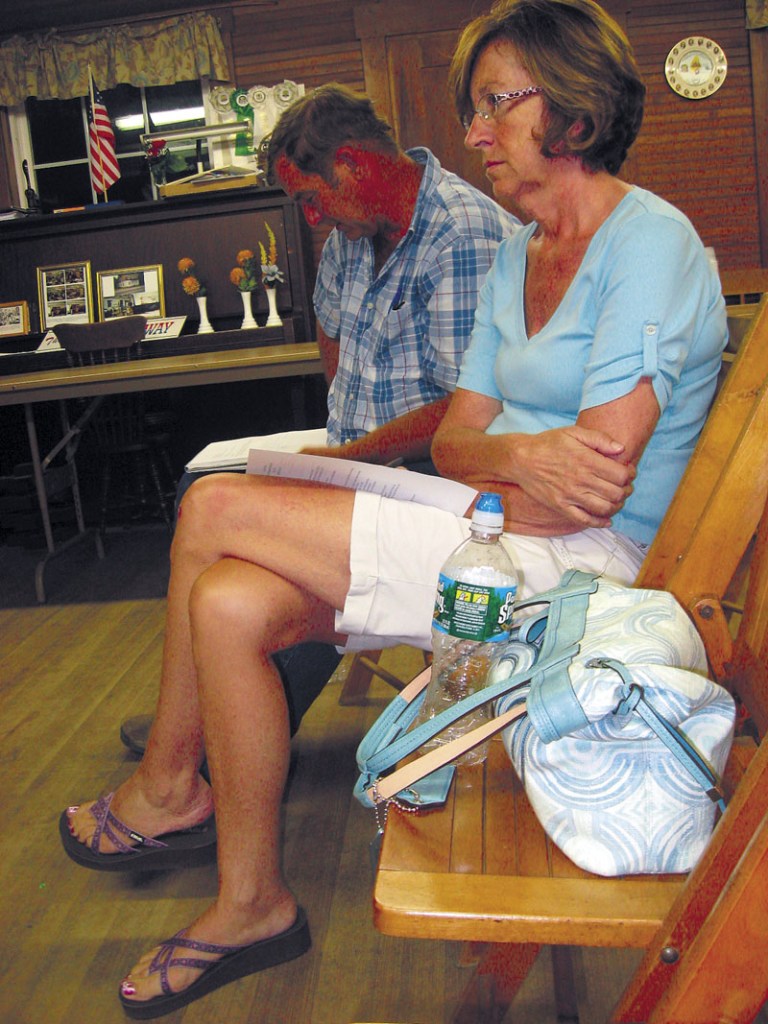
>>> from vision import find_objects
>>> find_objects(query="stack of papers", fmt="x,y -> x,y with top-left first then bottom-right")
186,428 -> 328,472
246,450 -> 477,515
187,428 -> 477,515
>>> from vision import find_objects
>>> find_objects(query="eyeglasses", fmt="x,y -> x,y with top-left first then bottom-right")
461,85 -> 543,131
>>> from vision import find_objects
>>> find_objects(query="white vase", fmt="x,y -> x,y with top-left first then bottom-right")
264,286 -> 282,327
239,289 -> 258,329
196,295 -> 214,334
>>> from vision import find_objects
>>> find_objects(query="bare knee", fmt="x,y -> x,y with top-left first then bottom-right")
179,472 -> 244,527
172,473 -> 250,563
189,558 -> 336,657
189,559 -> 259,640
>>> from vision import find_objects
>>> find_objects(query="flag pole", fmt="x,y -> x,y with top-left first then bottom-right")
88,65 -> 107,203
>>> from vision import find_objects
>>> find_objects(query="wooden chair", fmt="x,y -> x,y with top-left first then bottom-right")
614,466 -> 768,1021
339,647 -> 429,706
720,266 -> 768,306
55,317 -> 176,538
372,297 -> 768,1023
720,269 -> 768,380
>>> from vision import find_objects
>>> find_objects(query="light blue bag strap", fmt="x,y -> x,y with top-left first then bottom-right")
356,641 -> 575,779
524,570 -> 599,743
513,568 -> 599,624
354,686 -> 427,772
355,570 -> 599,786
592,657 -> 726,812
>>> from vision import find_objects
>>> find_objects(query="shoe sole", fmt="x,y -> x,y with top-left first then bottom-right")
118,907 -> 312,1019
119,720 -> 149,757
58,809 -> 217,872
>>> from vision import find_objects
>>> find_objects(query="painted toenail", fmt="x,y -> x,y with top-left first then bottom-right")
121,981 -> 136,996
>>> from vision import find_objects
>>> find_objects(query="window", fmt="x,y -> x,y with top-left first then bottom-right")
23,80 -> 212,208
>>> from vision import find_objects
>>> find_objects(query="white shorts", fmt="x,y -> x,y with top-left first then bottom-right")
335,491 -> 647,652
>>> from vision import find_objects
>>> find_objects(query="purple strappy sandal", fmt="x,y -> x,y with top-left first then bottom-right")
118,907 -> 311,1019
59,792 -> 216,871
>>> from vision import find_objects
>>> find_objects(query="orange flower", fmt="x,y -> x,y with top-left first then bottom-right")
178,256 -> 206,296
182,275 -> 201,296
230,249 -> 258,290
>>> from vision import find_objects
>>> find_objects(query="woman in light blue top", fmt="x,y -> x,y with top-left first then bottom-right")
455,187 -> 725,545
434,0 -> 726,552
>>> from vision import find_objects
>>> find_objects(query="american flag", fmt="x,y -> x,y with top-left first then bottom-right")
88,73 -> 120,194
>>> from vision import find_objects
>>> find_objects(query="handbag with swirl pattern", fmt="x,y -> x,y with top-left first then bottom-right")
354,570 -> 736,876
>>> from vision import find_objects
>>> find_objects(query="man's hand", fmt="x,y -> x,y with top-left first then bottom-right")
299,444 -> 352,459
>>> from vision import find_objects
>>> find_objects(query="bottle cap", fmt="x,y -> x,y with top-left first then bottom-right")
471,492 -> 504,533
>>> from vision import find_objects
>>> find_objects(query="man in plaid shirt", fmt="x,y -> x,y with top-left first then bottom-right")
120,84 -> 516,756
270,83 -> 518,470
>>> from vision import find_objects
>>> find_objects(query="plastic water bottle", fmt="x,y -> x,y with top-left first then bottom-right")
417,492 -> 518,765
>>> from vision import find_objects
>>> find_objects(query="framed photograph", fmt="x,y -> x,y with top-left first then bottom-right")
36,261 -> 93,330
0,300 -> 30,337
96,265 -> 165,321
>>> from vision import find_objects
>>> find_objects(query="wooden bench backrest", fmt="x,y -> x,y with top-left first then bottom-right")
614,390 -> 768,1021
614,287 -> 768,1021
637,294 -> 768,600
720,267 -> 768,303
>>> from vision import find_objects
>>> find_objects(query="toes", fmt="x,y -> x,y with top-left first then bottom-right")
120,960 -> 159,1004
67,802 -> 96,844
130,950 -> 157,975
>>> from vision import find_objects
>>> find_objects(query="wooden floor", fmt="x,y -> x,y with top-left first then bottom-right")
0,527 -> 689,1024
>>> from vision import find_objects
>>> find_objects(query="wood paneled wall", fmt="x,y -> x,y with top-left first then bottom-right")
2,0 -> 764,272
221,0 -> 765,273
626,2 -> 764,268
232,1 -> 364,92
229,0 -> 366,270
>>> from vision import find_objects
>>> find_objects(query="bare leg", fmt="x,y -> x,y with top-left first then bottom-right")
121,553 -> 341,1003
68,473 -> 355,852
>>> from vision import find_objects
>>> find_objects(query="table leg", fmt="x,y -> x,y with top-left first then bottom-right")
450,942 -> 541,1024
24,400 -> 104,603
25,402 -> 55,554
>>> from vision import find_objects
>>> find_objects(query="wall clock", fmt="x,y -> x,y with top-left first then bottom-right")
665,37 -> 727,99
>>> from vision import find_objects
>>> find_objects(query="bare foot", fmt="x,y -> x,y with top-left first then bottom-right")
67,771 -> 213,855
119,897 -> 298,1007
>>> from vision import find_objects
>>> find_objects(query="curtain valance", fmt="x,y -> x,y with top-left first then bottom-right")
0,12 -> 230,106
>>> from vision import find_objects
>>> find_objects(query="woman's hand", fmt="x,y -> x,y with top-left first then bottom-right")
506,425 -> 635,526
433,379 -> 659,534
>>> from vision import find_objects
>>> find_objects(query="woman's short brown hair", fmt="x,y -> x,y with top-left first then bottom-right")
266,83 -> 398,182
450,0 -> 645,175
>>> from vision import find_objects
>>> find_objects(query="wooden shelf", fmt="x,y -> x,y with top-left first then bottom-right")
0,317 -> 304,377
0,186 -> 316,345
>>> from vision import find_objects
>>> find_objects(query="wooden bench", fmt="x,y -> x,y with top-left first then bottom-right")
372,296 -> 768,1022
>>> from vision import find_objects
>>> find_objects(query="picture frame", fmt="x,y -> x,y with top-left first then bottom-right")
96,265 -> 165,322
0,300 -> 30,337
36,261 -> 93,330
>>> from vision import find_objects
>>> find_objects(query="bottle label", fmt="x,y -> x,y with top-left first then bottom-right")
433,573 -> 517,641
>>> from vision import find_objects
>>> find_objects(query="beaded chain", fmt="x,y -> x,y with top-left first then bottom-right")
371,779 -> 424,832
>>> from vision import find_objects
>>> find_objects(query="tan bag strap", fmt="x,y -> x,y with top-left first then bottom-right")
365,666 -> 528,803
